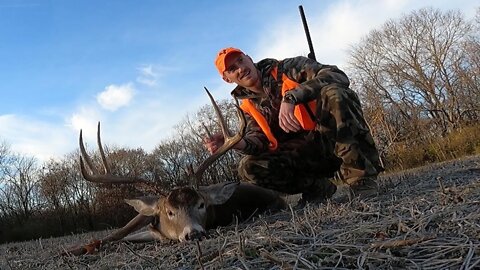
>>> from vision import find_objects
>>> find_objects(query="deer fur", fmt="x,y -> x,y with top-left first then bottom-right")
123,182 -> 286,242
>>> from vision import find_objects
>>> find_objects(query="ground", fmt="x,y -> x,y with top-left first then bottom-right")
1,155 -> 479,269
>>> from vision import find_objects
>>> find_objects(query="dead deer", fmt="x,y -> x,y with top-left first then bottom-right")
65,89 -> 286,255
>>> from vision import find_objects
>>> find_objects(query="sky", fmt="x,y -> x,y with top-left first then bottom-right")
0,0 -> 478,162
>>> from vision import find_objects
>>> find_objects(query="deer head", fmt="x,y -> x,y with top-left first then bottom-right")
124,182 -> 238,242
77,88 -> 246,243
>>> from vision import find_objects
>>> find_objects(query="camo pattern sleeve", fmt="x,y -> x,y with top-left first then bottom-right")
281,56 -> 350,104
237,112 -> 270,155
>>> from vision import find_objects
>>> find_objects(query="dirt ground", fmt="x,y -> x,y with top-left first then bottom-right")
1,155 -> 479,269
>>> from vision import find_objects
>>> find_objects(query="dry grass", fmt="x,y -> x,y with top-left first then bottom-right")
1,155 -> 479,269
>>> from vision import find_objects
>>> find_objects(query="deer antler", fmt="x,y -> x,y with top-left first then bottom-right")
63,213 -> 153,256
79,122 -> 162,193
191,87 -> 247,187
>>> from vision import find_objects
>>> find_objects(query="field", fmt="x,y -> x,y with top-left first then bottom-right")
1,155 -> 479,269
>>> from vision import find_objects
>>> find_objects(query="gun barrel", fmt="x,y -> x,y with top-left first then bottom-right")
299,5 -> 316,61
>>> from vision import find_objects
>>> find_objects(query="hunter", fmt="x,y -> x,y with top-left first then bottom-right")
204,47 -> 384,205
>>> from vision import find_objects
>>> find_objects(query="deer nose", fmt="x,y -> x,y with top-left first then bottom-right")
179,224 -> 206,242
182,228 -> 207,241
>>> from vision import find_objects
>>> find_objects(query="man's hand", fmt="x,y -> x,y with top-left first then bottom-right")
203,133 -> 247,154
203,133 -> 225,154
279,102 -> 301,133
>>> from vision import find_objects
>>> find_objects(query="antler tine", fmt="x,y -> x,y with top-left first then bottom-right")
201,122 -> 213,139
193,88 -> 247,183
186,164 -> 197,189
97,122 -> 111,174
79,128 -> 99,175
204,86 -> 232,137
78,122 -> 150,185
188,123 -> 214,188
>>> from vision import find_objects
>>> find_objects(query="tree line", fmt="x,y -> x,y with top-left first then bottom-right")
0,7 -> 478,243
349,7 -> 480,169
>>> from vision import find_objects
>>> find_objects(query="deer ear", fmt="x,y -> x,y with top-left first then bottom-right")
125,196 -> 162,216
199,181 -> 239,205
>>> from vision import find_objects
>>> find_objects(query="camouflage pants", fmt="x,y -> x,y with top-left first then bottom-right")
238,84 -> 383,194
315,84 -> 383,185
238,134 -> 342,194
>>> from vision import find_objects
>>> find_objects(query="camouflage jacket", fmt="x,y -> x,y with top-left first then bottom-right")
231,56 -> 350,155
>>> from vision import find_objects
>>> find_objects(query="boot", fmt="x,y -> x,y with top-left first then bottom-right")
297,179 -> 337,207
349,177 -> 379,199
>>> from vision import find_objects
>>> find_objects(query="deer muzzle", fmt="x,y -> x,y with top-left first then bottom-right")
179,224 -> 207,242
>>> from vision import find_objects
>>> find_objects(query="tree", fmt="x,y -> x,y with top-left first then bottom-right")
39,152 -> 99,232
0,154 -> 40,225
0,141 -> 12,219
349,7 -> 479,155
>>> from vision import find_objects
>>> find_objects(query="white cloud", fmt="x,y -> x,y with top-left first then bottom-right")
136,64 -> 159,86
0,114 -> 75,161
65,87 -> 185,156
254,0 -> 478,69
70,97 -> 182,156
68,106 -> 102,138
96,83 -> 135,111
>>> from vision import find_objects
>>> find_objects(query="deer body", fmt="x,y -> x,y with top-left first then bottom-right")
124,182 -> 286,242
207,183 -> 286,227
66,89 -> 285,256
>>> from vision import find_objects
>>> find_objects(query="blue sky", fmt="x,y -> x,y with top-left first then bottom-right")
0,0 -> 478,161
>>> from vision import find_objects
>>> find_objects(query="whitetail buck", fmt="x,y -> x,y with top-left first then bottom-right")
65,89 -> 286,255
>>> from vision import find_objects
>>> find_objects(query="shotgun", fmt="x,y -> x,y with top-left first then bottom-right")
299,5 -> 316,61
298,5 -> 319,124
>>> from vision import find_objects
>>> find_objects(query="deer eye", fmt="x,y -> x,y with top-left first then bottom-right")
198,202 -> 205,210
167,210 -> 175,218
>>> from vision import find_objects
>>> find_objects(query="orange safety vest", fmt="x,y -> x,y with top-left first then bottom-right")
239,67 -> 317,151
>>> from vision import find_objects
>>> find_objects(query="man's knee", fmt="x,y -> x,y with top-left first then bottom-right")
237,154 -> 299,193
237,155 -> 253,182
237,155 -> 269,183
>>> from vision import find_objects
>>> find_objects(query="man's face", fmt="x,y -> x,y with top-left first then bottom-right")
223,53 -> 260,89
